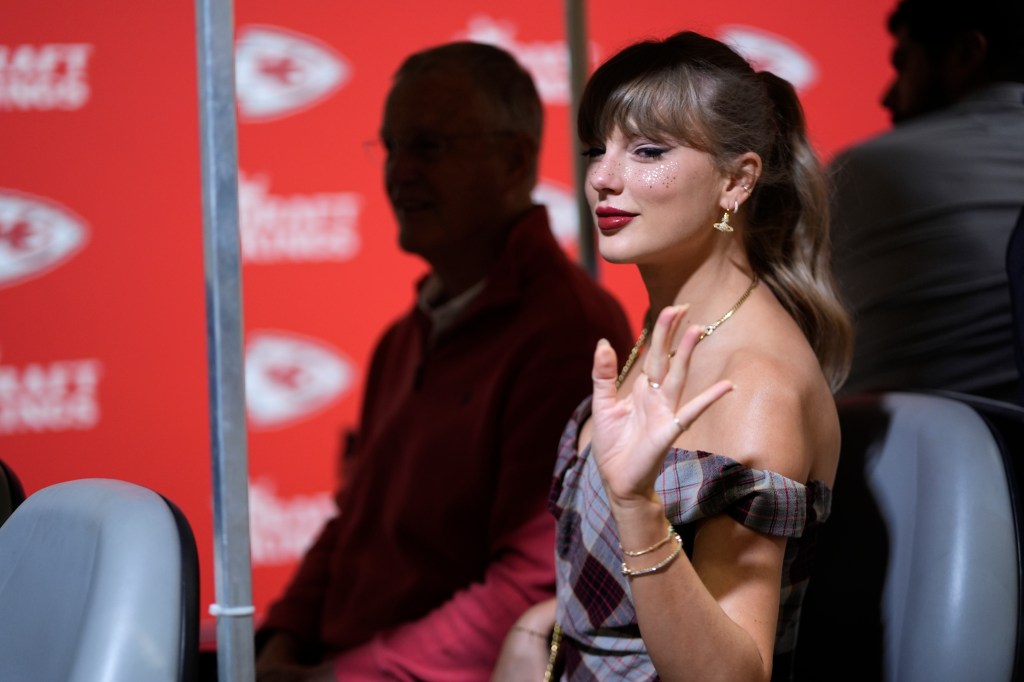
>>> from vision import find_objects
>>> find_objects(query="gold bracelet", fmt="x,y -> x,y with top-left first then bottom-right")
512,624 -> 550,641
620,531 -> 683,578
618,524 -> 674,557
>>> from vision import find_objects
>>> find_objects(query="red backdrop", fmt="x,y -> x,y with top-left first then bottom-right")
1,0 -> 894,636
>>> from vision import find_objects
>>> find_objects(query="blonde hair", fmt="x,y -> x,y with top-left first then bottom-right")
579,31 -> 852,390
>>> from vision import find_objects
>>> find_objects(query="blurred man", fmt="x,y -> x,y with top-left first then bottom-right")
255,42 -> 632,681
830,0 -> 1024,401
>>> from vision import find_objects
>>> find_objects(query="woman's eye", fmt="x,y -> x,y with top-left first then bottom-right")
635,146 -> 667,159
581,146 -> 605,158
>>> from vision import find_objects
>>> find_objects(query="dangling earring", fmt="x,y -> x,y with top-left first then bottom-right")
713,200 -> 741,233
713,207 -> 733,233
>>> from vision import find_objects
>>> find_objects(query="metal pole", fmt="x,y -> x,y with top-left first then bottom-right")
564,0 -> 597,276
195,0 -> 255,680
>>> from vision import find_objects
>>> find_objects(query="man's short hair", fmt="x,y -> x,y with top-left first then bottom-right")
393,42 -> 543,148
888,0 -> 1024,82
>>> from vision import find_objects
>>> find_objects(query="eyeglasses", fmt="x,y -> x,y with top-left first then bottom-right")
364,131 -> 515,164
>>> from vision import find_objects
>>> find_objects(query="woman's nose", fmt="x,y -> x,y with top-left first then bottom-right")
587,157 -> 623,195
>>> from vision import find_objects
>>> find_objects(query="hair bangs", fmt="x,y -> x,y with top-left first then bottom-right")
580,66 -> 714,152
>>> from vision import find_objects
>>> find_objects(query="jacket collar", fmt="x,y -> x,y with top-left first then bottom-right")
413,205 -> 559,339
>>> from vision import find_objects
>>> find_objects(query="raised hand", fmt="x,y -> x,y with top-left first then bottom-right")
590,304 -> 733,506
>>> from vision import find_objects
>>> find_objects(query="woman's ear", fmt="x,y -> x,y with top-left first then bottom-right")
721,152 -> 762,211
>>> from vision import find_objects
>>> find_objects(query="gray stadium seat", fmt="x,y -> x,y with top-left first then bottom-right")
795,392 -> 1022,681
0,478 -> 199,681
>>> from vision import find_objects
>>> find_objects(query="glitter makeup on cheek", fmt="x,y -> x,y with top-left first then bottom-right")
639,160 -> 679,190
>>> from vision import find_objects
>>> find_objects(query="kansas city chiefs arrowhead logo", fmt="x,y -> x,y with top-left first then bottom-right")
718,26 -> 818,92
235,25 -> 350,122
0,190 -> 89,288
245,330 -> 354,429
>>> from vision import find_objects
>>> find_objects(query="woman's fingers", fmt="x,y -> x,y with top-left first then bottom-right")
610,308 -> 731,442
661,323 -> 703,395
642,311 -> 732,436
642,304 -> 689,387
592,338 -> 620,406
673,379 -> 734,432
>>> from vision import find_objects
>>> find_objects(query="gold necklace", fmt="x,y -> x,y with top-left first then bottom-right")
615,274 -> 759,390
615,325 -> 649,389
698,274 -> 758,341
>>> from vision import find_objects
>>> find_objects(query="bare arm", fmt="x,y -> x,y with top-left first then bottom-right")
491,598 -> 557,682
608,496 -> 785,682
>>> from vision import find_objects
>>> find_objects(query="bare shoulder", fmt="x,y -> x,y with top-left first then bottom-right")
682,327 -> 840,487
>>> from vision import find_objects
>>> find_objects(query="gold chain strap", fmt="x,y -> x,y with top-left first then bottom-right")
542,624 -> 563,682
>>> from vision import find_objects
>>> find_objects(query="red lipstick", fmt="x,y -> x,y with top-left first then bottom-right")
595,206 -> 637,231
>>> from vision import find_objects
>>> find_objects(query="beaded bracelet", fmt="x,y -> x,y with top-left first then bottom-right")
620,531 -> 683,578
619,524 -> 675,557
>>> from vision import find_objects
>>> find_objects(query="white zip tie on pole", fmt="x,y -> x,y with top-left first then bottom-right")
209,603 -> 256,617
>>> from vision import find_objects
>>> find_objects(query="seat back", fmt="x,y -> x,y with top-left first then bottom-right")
0,478 -> 199,682
795,392 -> 1021,681
928,389 -> 1024,676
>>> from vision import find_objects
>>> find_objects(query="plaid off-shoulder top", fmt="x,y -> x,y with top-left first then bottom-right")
548,397 -> 831,681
